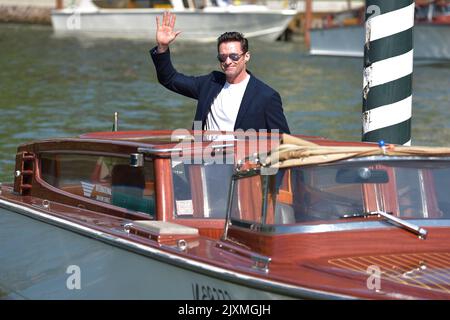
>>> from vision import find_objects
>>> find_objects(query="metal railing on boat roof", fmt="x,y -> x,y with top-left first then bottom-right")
137,143 -> 235,155
106,133 -> 282,142
138,146 -> 182,154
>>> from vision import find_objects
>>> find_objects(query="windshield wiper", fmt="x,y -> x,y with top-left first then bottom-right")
340,210 -> 428,239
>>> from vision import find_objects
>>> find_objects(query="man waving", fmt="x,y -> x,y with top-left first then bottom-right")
150,12 -> 290,133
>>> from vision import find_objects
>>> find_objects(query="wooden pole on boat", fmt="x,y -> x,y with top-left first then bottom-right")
56,0 -> 63,9
362,0 -> 414,145
304,0 -> 313,48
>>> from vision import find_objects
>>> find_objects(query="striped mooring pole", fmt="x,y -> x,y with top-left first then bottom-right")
362,0 -> 414,146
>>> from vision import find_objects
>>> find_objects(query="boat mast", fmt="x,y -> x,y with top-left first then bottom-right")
362,0 -> 414,146
304,0 -> 313,48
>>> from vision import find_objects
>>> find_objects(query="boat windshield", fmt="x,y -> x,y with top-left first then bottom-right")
230,160 -> 450,225
171,160 -> 234,219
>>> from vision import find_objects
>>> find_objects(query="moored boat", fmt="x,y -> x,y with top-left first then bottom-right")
309,0 -> 450,60
51,0 -> 297,41
1,130 -> 450,299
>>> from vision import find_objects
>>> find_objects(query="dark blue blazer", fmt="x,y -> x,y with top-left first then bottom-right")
150,47 -> 290,133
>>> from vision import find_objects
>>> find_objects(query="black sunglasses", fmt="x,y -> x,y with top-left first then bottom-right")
217,53 -> 245,63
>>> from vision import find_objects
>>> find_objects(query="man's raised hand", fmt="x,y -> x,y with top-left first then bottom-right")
156,11 -> 181,53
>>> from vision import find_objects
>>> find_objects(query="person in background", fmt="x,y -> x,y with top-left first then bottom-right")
150,11 -> 290,133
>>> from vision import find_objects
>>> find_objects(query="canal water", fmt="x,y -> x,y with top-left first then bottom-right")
1,23 -> 449,182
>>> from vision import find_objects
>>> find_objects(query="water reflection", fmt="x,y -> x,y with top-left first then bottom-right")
0,24 -> 449,182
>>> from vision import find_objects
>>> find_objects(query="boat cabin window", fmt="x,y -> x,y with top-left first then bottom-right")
229,160 -> 450,226
40,153 -> 155,216
171,161 -> 234,219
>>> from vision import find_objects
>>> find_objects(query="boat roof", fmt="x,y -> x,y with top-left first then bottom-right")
77,130 -> 374,149
18,130 -> 365,158
21,130 -> 450,163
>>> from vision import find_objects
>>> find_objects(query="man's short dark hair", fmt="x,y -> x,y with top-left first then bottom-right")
217,32 -> 248,53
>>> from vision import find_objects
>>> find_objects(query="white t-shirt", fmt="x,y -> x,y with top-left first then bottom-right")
204,74 -> 251,132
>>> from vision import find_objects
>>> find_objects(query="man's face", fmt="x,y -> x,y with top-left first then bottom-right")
218,41 -> 249,83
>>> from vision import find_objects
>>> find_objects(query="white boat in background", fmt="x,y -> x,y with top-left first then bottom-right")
310,24 -> 450,60
51,0 -> 297,41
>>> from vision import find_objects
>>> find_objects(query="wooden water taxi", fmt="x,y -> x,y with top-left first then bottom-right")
1,130 -> 450,299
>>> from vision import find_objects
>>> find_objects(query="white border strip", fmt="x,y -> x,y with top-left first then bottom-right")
363,50 -> 413,88
363,96 -> 412,133
367,3 -> 415,42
